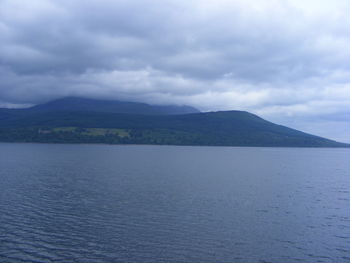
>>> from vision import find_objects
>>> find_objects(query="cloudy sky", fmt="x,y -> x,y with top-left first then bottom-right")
1,0 -> 350,142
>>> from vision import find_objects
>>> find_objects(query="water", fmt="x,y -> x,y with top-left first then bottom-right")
0,143 -> 349,263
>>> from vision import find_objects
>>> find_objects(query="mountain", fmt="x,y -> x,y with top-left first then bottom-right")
28,97 -> 200,115
0,98 -> 348,147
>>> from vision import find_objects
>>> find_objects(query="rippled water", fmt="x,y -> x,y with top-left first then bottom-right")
0,143 -> 349,263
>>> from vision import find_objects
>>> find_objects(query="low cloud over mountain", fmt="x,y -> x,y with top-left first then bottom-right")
1,0 -> 350,141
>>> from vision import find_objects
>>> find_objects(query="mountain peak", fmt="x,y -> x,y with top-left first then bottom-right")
29,97 -> 200,115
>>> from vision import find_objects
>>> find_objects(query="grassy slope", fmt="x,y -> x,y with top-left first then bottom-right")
0,109 -> 347,147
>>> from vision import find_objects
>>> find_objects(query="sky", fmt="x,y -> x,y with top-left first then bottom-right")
1,0 -> 350,142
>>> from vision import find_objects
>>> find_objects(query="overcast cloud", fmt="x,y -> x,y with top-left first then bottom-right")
1,0 -> 350,142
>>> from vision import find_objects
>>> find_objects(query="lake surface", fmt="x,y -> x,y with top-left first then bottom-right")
0,143 -> 349,263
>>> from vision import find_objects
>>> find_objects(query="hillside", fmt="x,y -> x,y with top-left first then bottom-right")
0,98 -> 347,147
